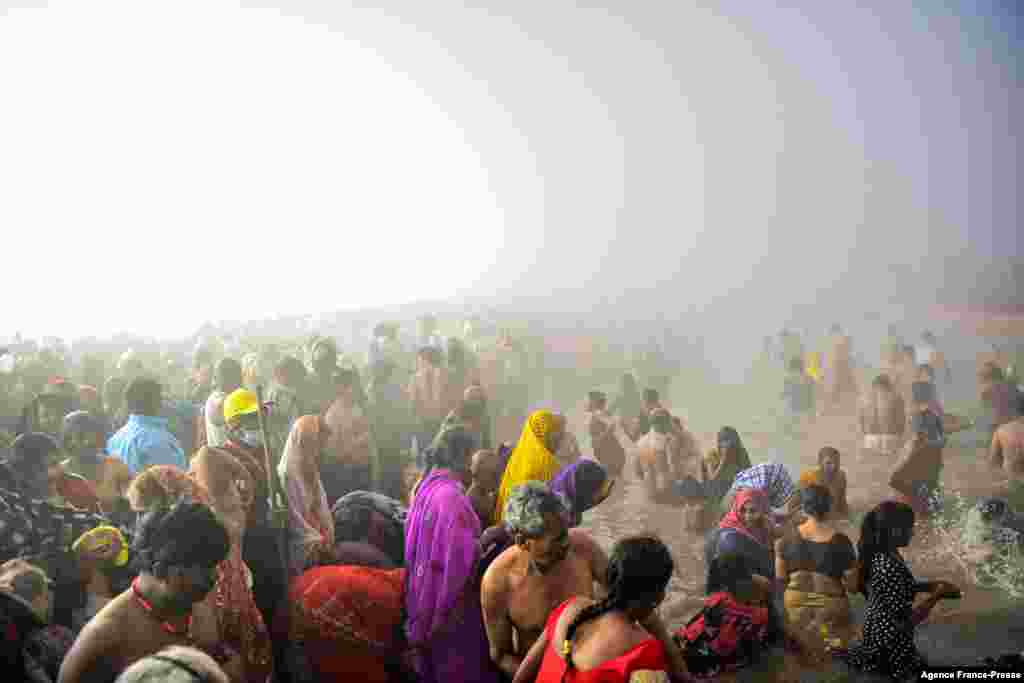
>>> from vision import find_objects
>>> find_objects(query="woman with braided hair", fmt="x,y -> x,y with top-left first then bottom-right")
513,535 -> 682,683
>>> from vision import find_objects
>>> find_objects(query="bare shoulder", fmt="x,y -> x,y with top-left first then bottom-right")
482,546 -> 517,592
569,528 -> 596,551
68,606 -> 122,655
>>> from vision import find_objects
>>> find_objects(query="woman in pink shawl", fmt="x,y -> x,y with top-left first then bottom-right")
404,426 -> 501,683
278,415 -> 337,575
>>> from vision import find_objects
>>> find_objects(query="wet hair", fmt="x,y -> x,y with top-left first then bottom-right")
562,536 -> 673,679
104,376 -> 127,404
423,426 -> 476,473
718,426 -> 741,449
446,338 -> 465,368
641,388 -> 659,404
458,395 -> 486,422
504,481 -> 568,539
706,552 -> 755,594
273,356 -> 307,386
977,498 -> 1009,524
371,359 -> 395,382
571,461 -> 609,515
911,381 -> 936,404
872,374 -> 892,389
61,411 -> 105,450
800,485 -> 832,519
131,499 -> 230,577
124,377 -> 162,417
856,501 -> 914,596
817,446 -> 840,465
214,358 -> 242,391
650,409 -> 672,434
425,347 -> 444,366
334,368 -> 360,389
10,432 -> 60,469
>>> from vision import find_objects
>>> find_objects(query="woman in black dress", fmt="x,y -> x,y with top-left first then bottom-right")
835,501 -> 959,680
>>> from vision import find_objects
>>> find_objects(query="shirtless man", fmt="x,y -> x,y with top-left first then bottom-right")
482,483 -> 606,678
979,364 -> 1022,438
584,391 -> 628,477
825,324 -> 857,411
322,369 -> 374,501
859,374 -> 905,457
989,395 -> 1024,507
61,412 -> 132,517
633,409 -> 701,497
467,448 -> 502,526
58,500 -> 232,683
916,331 -> 951,385
632,409 -> 708,531
889,404 -> 946,517
408,347 -> 449,467
481,482 -> 684,680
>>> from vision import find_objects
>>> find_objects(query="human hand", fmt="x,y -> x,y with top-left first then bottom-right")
932,580 -> 961,599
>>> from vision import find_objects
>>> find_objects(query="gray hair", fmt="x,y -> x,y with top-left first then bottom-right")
504,481 -> 569,538
115,646 -> 228,683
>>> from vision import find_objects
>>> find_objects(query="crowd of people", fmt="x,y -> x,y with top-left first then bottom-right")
0,318 -> 1022,683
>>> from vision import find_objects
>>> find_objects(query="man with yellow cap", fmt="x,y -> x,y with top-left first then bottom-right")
219,389 -> 286,650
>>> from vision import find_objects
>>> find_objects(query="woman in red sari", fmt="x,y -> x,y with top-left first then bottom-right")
285,564 -> 408,683
514,535 -> 679,683
191,447 -> 274,683
275,417 -> 410,682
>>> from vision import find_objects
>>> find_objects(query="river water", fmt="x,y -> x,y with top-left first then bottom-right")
567,394 -> 1024,675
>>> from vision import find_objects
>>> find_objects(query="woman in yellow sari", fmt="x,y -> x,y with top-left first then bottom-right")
493,410 -> 566,523
775,485 -> 858,665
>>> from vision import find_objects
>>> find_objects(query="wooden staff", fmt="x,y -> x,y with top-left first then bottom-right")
255,385 -> 293,683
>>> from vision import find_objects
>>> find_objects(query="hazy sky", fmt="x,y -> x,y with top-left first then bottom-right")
2,1 -> 1020,342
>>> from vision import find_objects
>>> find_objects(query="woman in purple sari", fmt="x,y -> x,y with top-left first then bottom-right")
404,427 -> 501,683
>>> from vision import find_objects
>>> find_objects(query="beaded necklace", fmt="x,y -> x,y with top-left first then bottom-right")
131,577 -> 193,638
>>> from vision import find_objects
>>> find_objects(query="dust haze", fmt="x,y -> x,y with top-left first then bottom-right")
2,1 -> 1020,378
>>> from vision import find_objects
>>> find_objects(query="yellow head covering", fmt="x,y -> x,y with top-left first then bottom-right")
805,351 -> 823,383
72,526 -> 130,567
494,410 -> 564,523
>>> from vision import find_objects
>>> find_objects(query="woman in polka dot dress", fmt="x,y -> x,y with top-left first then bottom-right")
833,501 -> 959,680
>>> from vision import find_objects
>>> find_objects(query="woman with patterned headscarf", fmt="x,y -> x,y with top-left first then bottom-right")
493,410 -> 566,524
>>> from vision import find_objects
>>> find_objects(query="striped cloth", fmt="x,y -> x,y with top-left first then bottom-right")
727,462 -> 794,509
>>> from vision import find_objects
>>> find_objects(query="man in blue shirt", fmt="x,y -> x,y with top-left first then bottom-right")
106,377 -> 186,475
